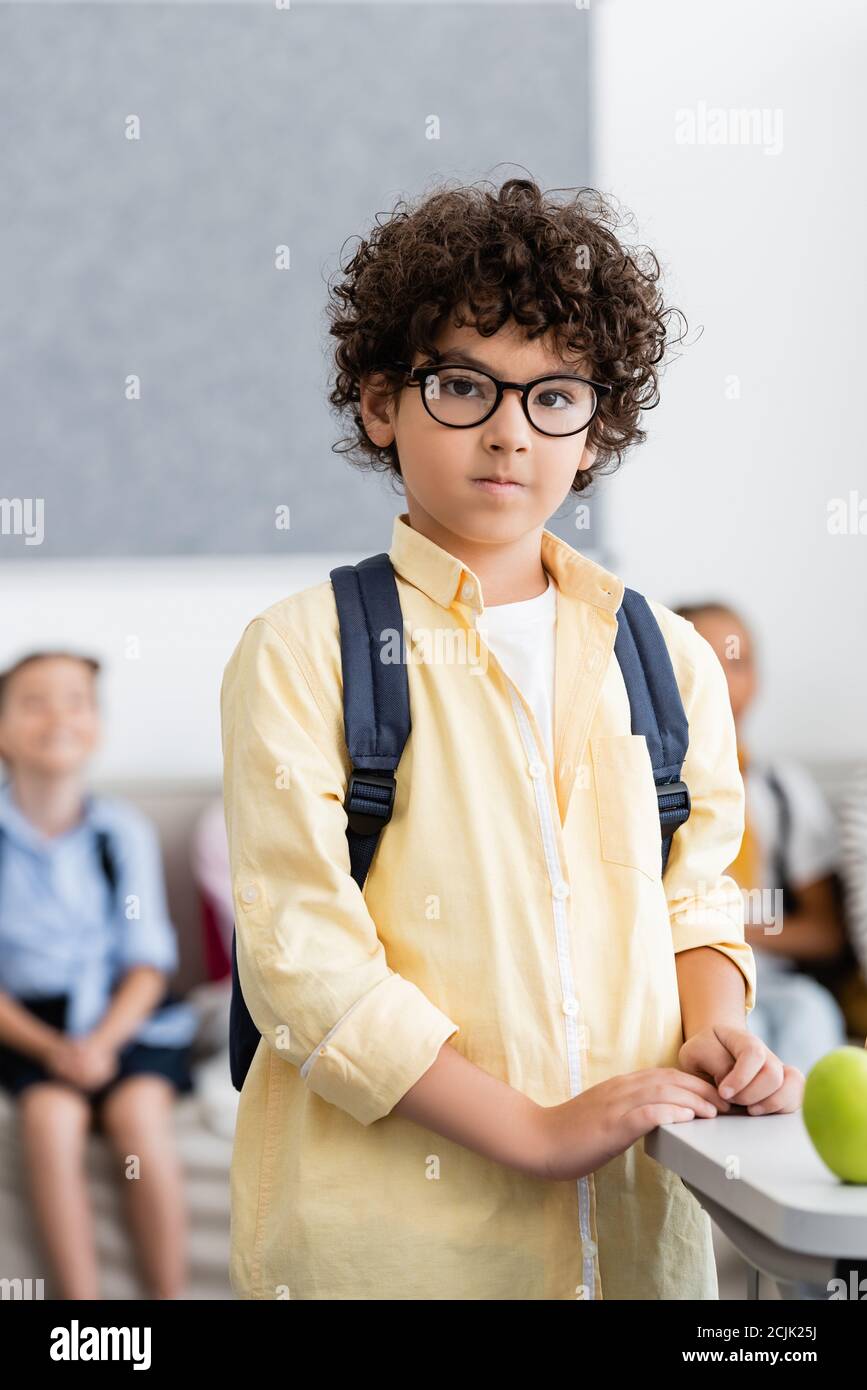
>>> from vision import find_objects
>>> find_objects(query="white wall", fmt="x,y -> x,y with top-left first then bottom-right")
593,0 -> 867,760
0,554 -> 368,782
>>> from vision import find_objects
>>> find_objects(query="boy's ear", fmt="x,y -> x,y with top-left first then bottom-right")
360,371 -> 396,447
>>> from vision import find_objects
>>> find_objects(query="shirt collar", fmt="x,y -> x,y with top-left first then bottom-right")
387,511 -> 624,617
0,777 -> 109,854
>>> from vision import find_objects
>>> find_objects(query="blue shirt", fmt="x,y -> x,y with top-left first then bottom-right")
0,780 -> 198,1049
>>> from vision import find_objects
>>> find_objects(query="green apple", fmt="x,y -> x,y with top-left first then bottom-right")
802,1046 -> 867,1183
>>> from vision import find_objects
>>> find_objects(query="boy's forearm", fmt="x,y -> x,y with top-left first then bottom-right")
89,965 -> 168,1050
391,1041 -> 550,1178
0,991 -> 59,1062
675,945 -> 748,1039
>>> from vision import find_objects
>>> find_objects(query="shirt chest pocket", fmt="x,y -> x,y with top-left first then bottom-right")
590,734 -> 663,882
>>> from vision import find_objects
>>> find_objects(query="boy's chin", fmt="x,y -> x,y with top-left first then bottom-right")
17,753 -> 90,778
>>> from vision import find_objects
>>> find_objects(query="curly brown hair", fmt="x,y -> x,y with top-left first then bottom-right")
326,175 -> 687,495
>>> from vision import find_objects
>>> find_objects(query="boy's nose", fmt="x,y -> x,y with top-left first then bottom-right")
484,388 -> 532,438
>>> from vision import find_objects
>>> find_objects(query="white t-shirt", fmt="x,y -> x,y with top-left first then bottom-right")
475,572 -> 558,767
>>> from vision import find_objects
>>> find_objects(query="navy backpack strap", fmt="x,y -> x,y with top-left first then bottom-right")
94,828 -> 119,906
230,551 -> 410,1092
614,588 -> 691,875
329,551 -> 412,887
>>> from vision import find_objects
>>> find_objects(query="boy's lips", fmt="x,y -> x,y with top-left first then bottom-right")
471,476 -> 525,494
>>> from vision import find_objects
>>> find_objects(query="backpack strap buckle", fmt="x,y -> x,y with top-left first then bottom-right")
345,770 -> 397,836
657,779 -> 691,835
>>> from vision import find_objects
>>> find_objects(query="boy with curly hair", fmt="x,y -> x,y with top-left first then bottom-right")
220,177 -> 802,1301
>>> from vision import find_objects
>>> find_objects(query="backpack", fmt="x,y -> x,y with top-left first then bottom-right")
229,553 -> 693,1092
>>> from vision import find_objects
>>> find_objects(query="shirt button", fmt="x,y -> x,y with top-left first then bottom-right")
552,880 -> 570,900
319,1046 -> 328,1056
562,996 -> 579,1016
583,1238 -> 598,1258
527,759 -> 545,778
241,884 -> 258,904
460,581 -> 475,603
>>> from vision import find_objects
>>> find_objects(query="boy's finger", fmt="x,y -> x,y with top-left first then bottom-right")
672,1071 -> 732,1108
747,1070 -> 804,1115
716,1046 -> 768,1098
684,1039 -> 735,1086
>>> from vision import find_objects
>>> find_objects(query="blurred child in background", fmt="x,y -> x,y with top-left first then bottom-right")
0,650 -> 198,1299
837,759 -> 867,1039
674,603 -> 849,1075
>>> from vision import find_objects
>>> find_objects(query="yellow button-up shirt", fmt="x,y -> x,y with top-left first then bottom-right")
220,511 -> 756,1300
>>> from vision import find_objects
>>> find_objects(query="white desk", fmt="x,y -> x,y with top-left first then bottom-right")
644,1111 -> 867,1299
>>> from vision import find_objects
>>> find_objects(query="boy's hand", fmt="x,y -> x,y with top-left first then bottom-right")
539,1068 -> 733,1181
39,1035 -> 75,1081
42,1037 -> 90,1087
43,1036 -> 119,1091
678,1024 -> 805,1115
65,1036 -> 121,1090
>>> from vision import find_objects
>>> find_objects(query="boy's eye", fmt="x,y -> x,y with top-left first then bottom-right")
440,374 -> 484,398
423,369 -> 496,416
533,387 -> 573,410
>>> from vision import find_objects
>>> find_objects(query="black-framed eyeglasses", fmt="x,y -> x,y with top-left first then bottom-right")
401,362 -> 612,437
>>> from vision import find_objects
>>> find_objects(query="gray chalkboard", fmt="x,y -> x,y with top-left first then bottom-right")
0,2 -> 597,558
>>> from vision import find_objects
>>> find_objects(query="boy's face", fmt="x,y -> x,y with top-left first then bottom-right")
361,316 -> 598,546
689,610 -> 758,725
0,657 -> 101,777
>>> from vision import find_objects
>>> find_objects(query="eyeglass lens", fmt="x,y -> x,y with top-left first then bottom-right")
421,368 -> 597,434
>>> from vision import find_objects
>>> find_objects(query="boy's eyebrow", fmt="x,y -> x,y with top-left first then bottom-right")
428,348 -> 585,377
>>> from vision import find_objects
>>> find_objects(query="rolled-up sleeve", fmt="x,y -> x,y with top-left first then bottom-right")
662,619 -> 757,1014
220,615 -> 460,1126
